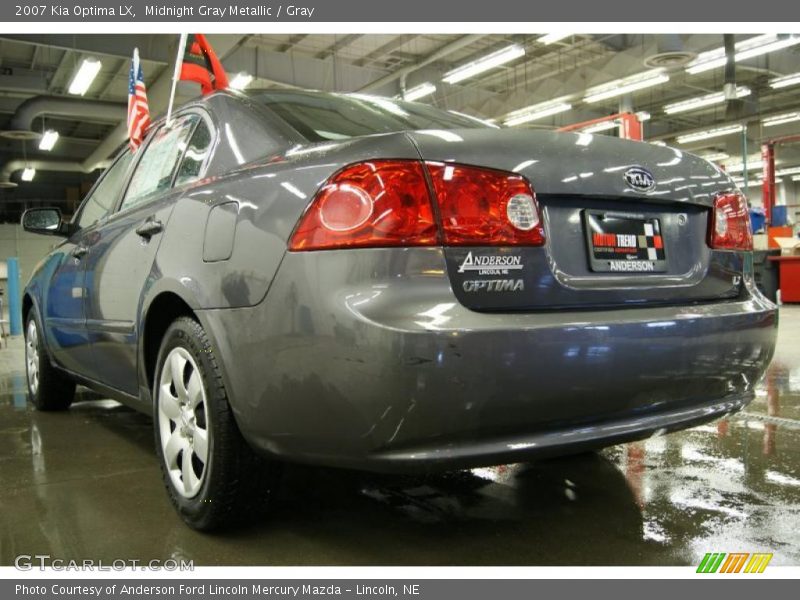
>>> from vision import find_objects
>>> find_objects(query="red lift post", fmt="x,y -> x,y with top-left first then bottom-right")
761,134 -> 800,303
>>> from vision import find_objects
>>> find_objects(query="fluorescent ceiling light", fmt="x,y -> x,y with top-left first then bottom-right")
539,33 -> 572,44
676,124 -> 743,144
700,151 -> 730,162
736,178 -> 782,187
583,69 -> 669,103
504,101 -> 572,126
763,112 -> 800,127
686,34 -> 800,75
443,44 -> 526,84
21,167 -> 36,182
664,86 -> 751,115
792,175 -> 800,181
685,55 -> 727,75
636,111 -> 651,122
770,72 -> 800,89
229,72 -> 254,90
650,140 -> 667,146
776,166 -> 800,176
582,120 -> 619,134
403,82 -> 436,102
725,160 -> 764,173
736,34 -> 800,61
68,58 -> 102,95
38,129 -> 59,151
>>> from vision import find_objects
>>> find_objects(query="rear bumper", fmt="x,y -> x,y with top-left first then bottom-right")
367,393 -> 753,471
198,248 -> 778,473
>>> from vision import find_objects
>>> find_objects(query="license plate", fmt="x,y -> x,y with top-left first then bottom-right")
584,211 -> 667,273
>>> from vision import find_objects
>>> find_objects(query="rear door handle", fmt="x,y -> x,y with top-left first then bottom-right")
135,219 -> 163,240
71,245 -> 88,260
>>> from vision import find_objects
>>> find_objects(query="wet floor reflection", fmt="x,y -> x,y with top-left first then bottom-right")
1,311 -> 799,566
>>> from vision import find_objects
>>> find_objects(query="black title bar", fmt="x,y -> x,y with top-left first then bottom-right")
2,0 -> 800,22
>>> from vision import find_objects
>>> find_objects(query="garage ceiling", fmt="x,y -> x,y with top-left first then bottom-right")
1,33 -> 799,220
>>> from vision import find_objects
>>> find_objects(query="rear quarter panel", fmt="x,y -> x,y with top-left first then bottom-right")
145,131 -> 424,312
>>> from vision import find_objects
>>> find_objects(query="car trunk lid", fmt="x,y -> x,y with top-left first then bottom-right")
406,128 -> 745,311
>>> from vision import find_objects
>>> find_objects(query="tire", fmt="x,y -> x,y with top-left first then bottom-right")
153,316 -> 279,531
25,310 -> 75,411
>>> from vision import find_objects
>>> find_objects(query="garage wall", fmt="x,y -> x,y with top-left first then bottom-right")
0,224 -> 59,304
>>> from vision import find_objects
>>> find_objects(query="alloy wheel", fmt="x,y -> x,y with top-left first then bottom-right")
157,347 -> 210,498
25,319 -> 39,395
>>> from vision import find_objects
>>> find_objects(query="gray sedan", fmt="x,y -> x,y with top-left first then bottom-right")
21,89 -> 777,530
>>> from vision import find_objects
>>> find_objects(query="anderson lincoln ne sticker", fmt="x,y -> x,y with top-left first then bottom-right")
457,251 -> 524,275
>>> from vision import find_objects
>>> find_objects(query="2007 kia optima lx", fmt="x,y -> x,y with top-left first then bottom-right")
21,90 -> 778,530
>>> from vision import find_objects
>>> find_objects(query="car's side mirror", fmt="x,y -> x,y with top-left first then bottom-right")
21,207 -> 71,237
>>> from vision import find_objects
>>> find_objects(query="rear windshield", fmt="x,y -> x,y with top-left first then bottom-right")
249,90 -> 497,142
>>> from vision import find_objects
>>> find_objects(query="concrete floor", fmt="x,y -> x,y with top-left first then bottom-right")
1,309 -> 799,566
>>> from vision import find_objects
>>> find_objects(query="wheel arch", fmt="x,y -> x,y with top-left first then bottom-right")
139,291 -> 197,400
137,287 -> 244,440
22,293 -> 33,327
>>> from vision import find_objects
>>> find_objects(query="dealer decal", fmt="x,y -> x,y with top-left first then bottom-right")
457,251 -> 524,275
607,260 -> 656,272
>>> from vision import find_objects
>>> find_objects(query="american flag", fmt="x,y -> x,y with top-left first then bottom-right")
127,48 -> 150,151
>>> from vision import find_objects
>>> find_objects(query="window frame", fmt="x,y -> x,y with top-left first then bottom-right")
172,111 -> 216,189
71,149 -> 136,233
110,107 -> 217,220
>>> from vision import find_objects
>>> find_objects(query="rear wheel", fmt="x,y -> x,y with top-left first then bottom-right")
153,316 -> 279,531
25,310 -> 75,411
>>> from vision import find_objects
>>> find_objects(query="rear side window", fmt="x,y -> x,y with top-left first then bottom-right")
174,119 -> 212,187
120,115 -> 198,211
76,151 -> 134,229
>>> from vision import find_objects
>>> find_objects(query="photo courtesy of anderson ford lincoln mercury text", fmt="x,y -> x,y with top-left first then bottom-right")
0,31 -> 799,567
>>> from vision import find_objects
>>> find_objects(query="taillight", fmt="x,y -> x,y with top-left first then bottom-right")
709,191 -> 752,251
289,160 -> 544,250
289,160 -> 438,251
425,162 -> 545,246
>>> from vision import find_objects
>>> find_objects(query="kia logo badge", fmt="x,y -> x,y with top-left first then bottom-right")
623,167 -> 656,192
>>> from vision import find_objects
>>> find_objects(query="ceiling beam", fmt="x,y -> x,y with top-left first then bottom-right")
224,43 -> 387,91
357,34 -> 486,94
30,45 -> 40,70
0,34 -> 174,65
98,58 -> 127,99
276,34 -> 309,53
315,34 -> 363,60
354,34 -> 418,67
0,68 -> 49,95
48,49 -> 72,93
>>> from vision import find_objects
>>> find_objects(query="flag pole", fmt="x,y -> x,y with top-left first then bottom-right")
166,33 -> 188,127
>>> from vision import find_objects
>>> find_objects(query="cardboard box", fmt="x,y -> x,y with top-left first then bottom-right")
768,226 -> 793,249
774,237 -> 800,256
753,234 -> 769,251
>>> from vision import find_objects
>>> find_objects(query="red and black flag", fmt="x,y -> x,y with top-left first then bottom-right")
180,34 -> 229,95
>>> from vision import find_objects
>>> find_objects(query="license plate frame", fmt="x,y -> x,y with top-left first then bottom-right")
583,210 -> 667,273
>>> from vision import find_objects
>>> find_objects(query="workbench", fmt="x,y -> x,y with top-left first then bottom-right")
769,255 -> 800,303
